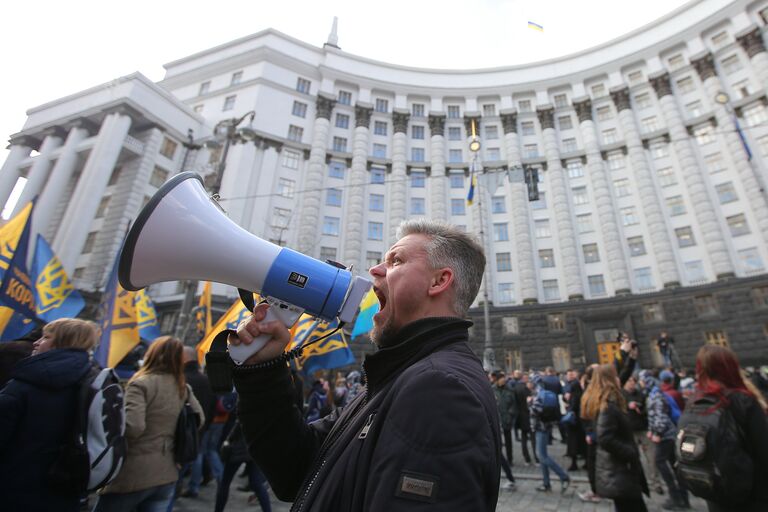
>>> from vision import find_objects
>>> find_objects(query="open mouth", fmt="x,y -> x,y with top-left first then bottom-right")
374,286 -> 387,312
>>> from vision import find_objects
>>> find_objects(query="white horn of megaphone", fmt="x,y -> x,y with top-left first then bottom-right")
119,172 -> 372,364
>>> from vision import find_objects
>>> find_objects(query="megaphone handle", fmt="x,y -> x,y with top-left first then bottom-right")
228,299 -> 303,366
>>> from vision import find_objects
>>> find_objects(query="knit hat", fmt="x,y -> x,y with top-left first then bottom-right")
659,370 -> 675,383
531,373 -> 543,387
639,370 -> 658,390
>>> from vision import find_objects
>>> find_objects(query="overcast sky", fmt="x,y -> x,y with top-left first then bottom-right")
2,0 -> 690,164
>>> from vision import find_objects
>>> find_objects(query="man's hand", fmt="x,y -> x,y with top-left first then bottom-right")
651,434 -> 661,444
620,339 -> 633,353
228,303 -> 291,365
628,401 -> 637,411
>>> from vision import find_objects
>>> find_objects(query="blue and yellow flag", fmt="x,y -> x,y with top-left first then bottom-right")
0,202 -> 34,283
134,288 -> 161,341
195,293 -> 259,364
528,21 -> 544,32
0,202 -> 35,319
31,235 -> 85,323
0,307 -> 36,341
351,288 -> 379,339
466,172 -> 477,206
94,254 -> 140,368
288,314 -> 354,377
196,281 -> 213,337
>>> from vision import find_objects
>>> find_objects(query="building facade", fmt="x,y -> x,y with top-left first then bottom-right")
3,0 -> 768,367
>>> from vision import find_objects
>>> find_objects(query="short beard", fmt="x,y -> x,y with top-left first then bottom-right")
370,318 -> 397,347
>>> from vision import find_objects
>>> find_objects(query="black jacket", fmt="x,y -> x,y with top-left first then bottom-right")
185,361 -> 216,430
595,401 -> 648,500
513,381 -> 532,431
622,388 -> 648,432
234,317 -> 501,512
0,349 -> 92,512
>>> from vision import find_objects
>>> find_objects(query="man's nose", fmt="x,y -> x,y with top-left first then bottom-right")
369,262 -> 385,277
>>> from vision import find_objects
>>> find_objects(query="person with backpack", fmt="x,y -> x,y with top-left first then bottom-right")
676,344 -> 768,512
0,318 -> 99,512
530,373 -> 571,493
639,370 -> 689,510
94,336 -> 204,512
660,370 -> 684,412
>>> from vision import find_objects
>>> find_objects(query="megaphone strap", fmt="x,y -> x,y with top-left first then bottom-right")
238,289 -> 256,312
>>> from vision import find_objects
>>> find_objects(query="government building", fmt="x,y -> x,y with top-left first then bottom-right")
3,0 -> 768,370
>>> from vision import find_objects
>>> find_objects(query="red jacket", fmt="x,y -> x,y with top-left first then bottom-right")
660,382 -> 685,410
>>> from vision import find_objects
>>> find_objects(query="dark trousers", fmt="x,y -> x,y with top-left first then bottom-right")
655,439 -> 689,506
502,427 -> 513,464
520,428 -> 538,463
587,441 -> 597,493
215,461 -> 271,512
500,454 -> 515,482
613,496 -> 648,512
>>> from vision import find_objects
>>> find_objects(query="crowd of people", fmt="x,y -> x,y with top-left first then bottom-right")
489,331 -> 768,511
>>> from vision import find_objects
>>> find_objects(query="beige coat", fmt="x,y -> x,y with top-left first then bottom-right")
103,373 -> 204,494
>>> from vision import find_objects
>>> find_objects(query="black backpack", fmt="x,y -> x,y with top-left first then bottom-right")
174,386 -> 200,465
539,389 -> 561,423
675,394 -> 753,504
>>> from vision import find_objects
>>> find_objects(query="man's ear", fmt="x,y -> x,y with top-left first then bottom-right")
427,267 -> 454,297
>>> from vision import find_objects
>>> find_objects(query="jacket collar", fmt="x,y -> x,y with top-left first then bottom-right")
363,317 -> 471,397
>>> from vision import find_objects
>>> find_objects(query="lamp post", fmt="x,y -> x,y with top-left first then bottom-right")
172,111 -> 256,341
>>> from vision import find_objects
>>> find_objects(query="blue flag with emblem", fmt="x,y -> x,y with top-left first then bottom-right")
134,288 -> 161,341
0,201 -> 36,319
31,234 -> 85,323
288,314 -> 354,377
94,251 -> 140,368
0,202 -> 38,341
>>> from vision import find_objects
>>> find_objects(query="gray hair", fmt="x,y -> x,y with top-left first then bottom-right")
396,219 -> 485,316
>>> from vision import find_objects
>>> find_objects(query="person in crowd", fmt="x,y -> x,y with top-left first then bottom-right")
692,345 -> 768,512
229,219 -> 501,510
623,375 -> 662,495
530,373 -> 571,493
542,366 -> 566,445
215,417 -> 271,512
333,374 -> 348,408
656,331 -> 675,369
493,370 -> 517,466
0,340 -> 33,388
515,373 -> 539,465
614,333 -> 638,386
563,368 -> 586,472
589,364 -> 649,512
0,319 -> 98,512
94,336 -> 204,512
304,378 -> 332,423
345,370 -> 364,404
579,364 -> 603,504
507,370 -> 523,441
659,370 -> 685,411
639,370 -> 690,510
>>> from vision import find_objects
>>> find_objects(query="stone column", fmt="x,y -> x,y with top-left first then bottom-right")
737,27 -> 768,90
388,109 -> 409,243
54,110 -> 132,272
611,87 -> 680,287
297,94 -> 335,256
12,128 -> 65,216
538,106 -> 584,300
247,142 -> 280,239
650,72 -> 735,279
574,99 -> 631,294
0,139 -> 33,211
428,113 -> 447,221
501,110 -> 538,303
343,104 -> 372,270
692,52 -> 768,247
33,123 -> 91,242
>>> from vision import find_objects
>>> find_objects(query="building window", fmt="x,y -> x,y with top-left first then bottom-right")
493,223 -> 509,241
602,129 -> 618,144
543,280 -> 560,301
558,115 -> 573,130
567,160 -> 584,178
641,117 -> 659,132
484,125 -> 499,140
539,249 -> 555,268
535,219 -> 551,238
752,286 -> 768,308
521,122 -> 535,136
503,317 -> 519,335
296,77 -> 311,94
734,79 -> 754,99
373,121 -> 388,136
634,92 -> 652,110
222,95 -> 236,111
621,207 -> 638,226
287,125 -> 304,142
677,76 -> 695,94
231,71 -> 243,85
150,166 -> 168,188
583,243 -> 600,263
338,90 -> 352,105
628,70 -> 644,84
371,167 -> 385,184
614,178 -> 631,197
369,193 -> 384,211
82,232 -> 97,254
532,192 -> 547,210
523,144 -> 539,158
685,260 -> 707,283
597,105 -> 613,121
695,295 -> 719,317
448,127 -> 462,140
727,213 -> 750,236
721,54 -> 742,75
95,196 -> 110,218
410,148 -> 426,162
705,153 -> 726,173
668,54 -> 685,70
198,81 -> 211,95
451,198 -> 465,216
448,149 -> 462,163
491,196 -> 506,214
498,283 -> 514,304
450,173 -> 464,188
483,104 -> 497,116
704,330 -> 729,347
366,251 -> 381,269
323,217 -> 340,236
412,103 -> 425,117
627,236 -> 646,256
643,302 -> 664,322
649,141 -> 669,159
375,98 -> 389,113
282,150 -> 300,169
716,182 -> 738,203
332,137 -> 348,152
572,186 -> 588,205
588,275 -> 606,296
666,195 -> 686,216
675,226 -> 696,247
686,100 -> 703,118
591,84 -> 606,97
547,313 -> 566,331
326,188 -> 342,207
496,252 -> 512,272
743,104 -> 768,127
270,208 -> 291,229
367,221 -> 383,240
292,101 -> 308,118
739,247 -> 765,274
411,171 -> 426,187
328,161 -> 345,178
447,105 -> 461,118
561,138 -> 577,152
319,246 -> 337,262
576,213 -> 593,233
657,167 -> 677,187
412,125 -> 425,140
335,113 -> 349,129
410,197 -> 425,215
277,178 -> 295,198
159,137 -> 177,159
372,143 -> 387,158
486,147 -> 501,161
635,267 -> 654,290
693,124 -> 714,145
518,100 -> 532,112
553,94 -> 568,108
606,152 -> 625,170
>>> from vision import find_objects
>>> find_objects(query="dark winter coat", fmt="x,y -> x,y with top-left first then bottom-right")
513,381 -> 532,431
234,317 -> 501,512
595,401 -> 649,500
185,360 -> 216,431
622,388 -> 648,432
493,383 -> 516,430
0,349 -> 92,512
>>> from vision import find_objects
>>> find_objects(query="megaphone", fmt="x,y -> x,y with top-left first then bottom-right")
119,172 -> 372,364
